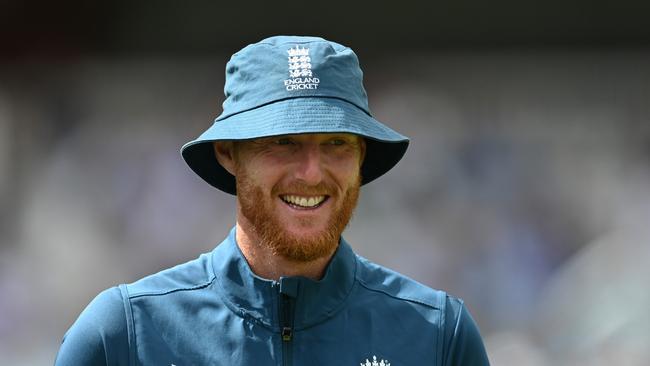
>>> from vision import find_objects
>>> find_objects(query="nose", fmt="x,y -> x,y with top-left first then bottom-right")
293,143 -> 323,185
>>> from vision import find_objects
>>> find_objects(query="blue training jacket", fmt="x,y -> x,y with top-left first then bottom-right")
55,228 -> 490,365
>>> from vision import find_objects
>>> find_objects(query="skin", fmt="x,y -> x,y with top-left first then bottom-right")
214,133 -> 365,281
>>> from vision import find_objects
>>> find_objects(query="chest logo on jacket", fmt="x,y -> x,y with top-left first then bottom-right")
361,355 -> 391,366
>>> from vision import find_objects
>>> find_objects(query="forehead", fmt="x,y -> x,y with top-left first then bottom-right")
252,132 -> 362,142
230,133 -> 365,159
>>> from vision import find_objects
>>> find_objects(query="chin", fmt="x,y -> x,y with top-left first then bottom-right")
273,226 -> 339,262
284,224 -> 328,237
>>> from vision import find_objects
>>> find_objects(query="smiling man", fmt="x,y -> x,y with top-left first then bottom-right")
56,36 -> 490,365
214,133 -> 365,280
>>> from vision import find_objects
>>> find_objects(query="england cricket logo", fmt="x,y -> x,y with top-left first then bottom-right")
284,45 -> 320,91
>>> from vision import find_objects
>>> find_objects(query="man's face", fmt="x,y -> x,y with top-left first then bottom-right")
229,133 -> 365,263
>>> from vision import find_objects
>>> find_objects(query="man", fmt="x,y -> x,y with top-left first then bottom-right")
56,35 -> 490,365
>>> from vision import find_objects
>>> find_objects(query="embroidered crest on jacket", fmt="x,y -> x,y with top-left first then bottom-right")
361,355 -> 391,366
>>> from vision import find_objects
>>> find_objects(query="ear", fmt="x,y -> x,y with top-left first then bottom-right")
213,141 -> 237,176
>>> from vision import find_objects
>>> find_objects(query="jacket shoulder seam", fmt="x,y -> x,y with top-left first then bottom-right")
126,276 -> 216,299
125,253 -> 217,299
118,284 -> 136,365
356,277 -> 443,310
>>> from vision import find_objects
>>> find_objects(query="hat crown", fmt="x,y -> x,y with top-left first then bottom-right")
219,35 -> 370,121
181,35 -> 409,194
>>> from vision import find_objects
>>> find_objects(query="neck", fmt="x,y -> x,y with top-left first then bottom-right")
234,222 -> 336,281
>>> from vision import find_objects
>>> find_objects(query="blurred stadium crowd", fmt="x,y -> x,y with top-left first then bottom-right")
0,49 -> 649,365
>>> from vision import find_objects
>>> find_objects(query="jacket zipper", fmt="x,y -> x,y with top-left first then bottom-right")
278,288 -> 294,366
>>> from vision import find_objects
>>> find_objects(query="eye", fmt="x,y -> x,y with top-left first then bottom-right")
275,137 -> 295,145
328,138 -> 346,146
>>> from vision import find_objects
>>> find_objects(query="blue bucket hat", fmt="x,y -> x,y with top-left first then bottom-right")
181,35 -> 409,194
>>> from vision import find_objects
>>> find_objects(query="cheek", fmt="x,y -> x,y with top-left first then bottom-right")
331,160 -> 362,186
248,166 -> 288,196
236,152 -> 277,179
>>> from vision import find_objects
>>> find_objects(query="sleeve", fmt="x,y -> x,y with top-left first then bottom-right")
443,296 -> 490,366
54,286 -> 130,366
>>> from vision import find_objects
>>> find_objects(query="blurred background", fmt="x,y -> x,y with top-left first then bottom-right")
1,1 -> 649,364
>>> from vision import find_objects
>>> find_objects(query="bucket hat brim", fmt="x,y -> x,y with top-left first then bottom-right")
181,96 -> 408,195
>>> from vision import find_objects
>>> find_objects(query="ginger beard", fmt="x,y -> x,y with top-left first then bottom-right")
235,167 -> 361,263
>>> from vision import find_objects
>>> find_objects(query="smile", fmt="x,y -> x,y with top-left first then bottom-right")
280,195 -> 328,209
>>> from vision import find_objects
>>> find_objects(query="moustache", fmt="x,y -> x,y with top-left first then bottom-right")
272,180 -> 337,197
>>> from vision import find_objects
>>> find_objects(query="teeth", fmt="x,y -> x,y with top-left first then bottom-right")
282,195 -> 325,208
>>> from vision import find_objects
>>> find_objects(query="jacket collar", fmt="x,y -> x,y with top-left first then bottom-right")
211,227 -> 357,330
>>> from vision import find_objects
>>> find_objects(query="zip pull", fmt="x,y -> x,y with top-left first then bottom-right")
277,280 -> 297,366
281,326 -> 293,342
280,292 -> 294,342
278,278 -> 296,343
